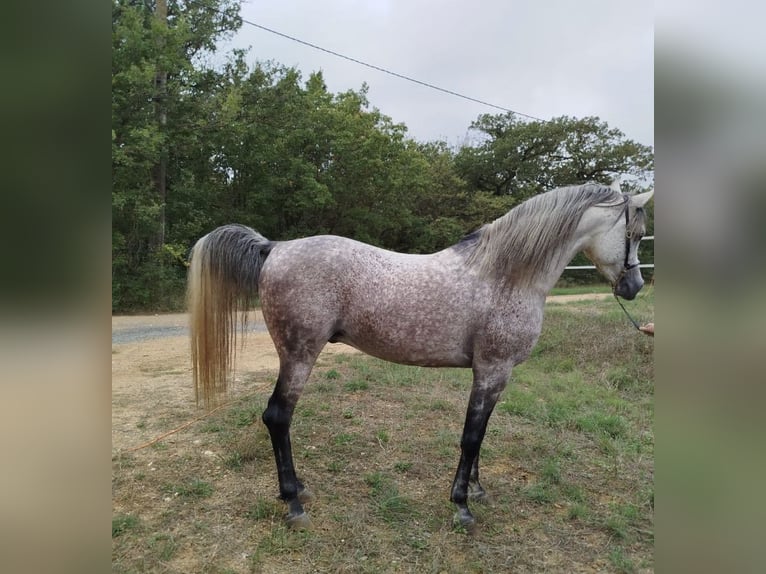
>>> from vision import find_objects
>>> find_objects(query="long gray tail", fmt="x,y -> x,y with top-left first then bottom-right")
187,224 -> 272,406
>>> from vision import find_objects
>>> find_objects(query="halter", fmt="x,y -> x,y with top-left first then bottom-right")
621,197 -> 639,272
613,196 -> 642,331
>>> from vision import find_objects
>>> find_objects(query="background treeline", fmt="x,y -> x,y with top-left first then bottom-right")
112,0 -> 654,312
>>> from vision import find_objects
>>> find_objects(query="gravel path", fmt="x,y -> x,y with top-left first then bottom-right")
112,324 -> 191,344
111,312 -> 268,345
112,323 -> 270,344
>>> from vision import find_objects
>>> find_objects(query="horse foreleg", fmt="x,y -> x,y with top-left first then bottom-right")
261,364 -> 315,529
451,370 -> 509,529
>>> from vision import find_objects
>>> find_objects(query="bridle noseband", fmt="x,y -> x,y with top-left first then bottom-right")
622,198 -> 639,272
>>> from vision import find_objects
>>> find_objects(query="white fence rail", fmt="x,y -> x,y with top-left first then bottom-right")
564,236 -> 654,271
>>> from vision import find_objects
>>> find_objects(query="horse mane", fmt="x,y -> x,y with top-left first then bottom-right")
463,183 -> 623,287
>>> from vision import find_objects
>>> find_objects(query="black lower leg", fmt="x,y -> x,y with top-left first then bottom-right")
262,389 -> 306,522
451,451 -> 480,527
451,410 -> 491,527
450,370 -> 510,528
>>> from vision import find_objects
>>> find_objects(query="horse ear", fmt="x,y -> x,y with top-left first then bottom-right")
630,190 -> 654,208
609,179 -> 622,193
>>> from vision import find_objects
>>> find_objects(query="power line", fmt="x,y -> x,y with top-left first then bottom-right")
237,16 -> 545,123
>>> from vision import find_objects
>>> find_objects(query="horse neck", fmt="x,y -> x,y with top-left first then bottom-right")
522,207 -> 609,296
523,239 -> 584,297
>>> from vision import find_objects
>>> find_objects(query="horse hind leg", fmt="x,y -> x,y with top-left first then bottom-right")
261,358 -> 318,529
468,457 -> 488,502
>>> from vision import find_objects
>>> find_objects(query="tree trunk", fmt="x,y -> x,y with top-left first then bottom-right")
153,0 -> 167,248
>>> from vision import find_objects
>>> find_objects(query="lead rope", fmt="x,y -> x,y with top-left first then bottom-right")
614,293 -> 642,331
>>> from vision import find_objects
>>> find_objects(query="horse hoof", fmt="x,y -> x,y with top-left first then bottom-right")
452,509 -> 476,533
297,487 -> 315,505
286,511 -> 312,530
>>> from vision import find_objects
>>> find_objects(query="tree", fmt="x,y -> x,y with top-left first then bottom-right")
214,68 -> 425,250
455,113 -> 654,203
112,0 -> 242,310
113,1 -> 654,310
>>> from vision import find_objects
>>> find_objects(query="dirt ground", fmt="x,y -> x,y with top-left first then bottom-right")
112,315 -> 359,453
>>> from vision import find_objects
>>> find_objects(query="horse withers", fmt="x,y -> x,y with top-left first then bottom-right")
187,182 -> 653,530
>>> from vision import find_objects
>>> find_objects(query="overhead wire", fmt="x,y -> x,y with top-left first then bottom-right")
231,13 -> 546,123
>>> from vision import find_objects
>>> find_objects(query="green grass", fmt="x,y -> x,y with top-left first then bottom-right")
540,457 -> 562,484
333,432 -> 357,446
246,497 -> 281,522
575,412 -> 629,438
365,472 -> 418,523
162,479 -> 213,499
344,379 -> 369,391
522,480 -> 558,504
148,533 -> 177,562
113,293 -> 653,573
609,546 -> 638,573
112,514 -> 139,538
567,502 -> 589,520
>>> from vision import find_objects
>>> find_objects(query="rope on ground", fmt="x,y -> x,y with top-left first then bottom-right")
124,394 -> 256,452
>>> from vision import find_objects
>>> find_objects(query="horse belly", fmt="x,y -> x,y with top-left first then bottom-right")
337,309 -> 473,368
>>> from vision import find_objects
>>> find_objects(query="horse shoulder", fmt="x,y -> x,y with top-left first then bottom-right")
473,295 -> 545,366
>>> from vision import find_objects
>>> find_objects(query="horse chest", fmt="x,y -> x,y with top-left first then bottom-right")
476,305 -> 543,365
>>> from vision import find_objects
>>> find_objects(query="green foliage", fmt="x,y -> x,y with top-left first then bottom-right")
456,113 -> 654,199
112,2 -> 654,311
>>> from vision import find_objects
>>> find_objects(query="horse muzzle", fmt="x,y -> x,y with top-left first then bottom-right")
613,266 -> 644,300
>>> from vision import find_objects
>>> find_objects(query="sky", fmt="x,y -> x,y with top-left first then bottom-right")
219,1 -> 654,147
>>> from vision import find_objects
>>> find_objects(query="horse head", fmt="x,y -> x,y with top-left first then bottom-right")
582,190 -> 654,300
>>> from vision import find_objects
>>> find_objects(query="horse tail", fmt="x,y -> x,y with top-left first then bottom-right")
187,224 -> 273,406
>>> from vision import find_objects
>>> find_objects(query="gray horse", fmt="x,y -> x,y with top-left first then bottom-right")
188,182 -> 653,529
